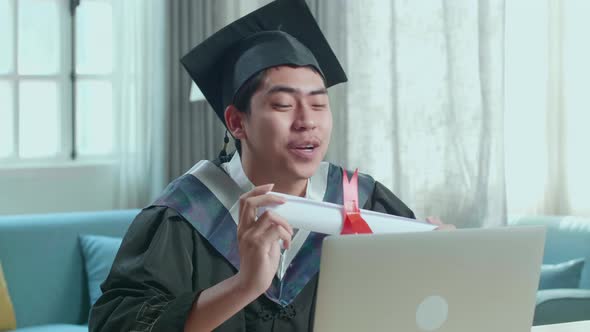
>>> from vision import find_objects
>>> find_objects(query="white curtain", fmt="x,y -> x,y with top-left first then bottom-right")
505,0 -> 590,217
160,0 -> 590,222
164,0 -> 507,227
112,0 -> 168,208
319,0 -> 506,228
116,0 -> 590,220
167,0 -> 272,180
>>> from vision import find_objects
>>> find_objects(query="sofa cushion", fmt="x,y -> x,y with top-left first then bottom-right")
533,289 -> 590,325
79,235 -> 122,307
14,324 -> 87,332
0,262 -> 17,331
539,258 -> 585,290
508,216 -> 590,289
0,210 -> 138,327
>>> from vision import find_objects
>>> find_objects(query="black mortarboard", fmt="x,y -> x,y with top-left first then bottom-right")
180,0 -> 347,126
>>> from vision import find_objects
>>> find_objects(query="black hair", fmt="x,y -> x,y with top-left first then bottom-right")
231,69 -> 268,156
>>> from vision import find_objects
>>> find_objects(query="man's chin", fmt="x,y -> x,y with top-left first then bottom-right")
288,160 -> 322,179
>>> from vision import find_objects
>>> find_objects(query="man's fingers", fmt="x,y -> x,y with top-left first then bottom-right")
425,216 -> 456,231
435,224 -> 456,231
249,211 -> 293,239
239,184 -> 274,201
242,212 -> 293,254
243,194 -> 286,213
257,211 -> 293,235
262,223 -> 293,250
426,216 -> 443,225
239,192 -> 285,229
246,213 -> 276,238
239,221 -> 292,257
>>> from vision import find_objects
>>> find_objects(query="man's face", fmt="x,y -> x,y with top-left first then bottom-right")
242,65 -> 332,180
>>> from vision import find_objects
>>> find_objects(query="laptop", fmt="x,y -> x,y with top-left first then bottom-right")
313,227 -> 546,332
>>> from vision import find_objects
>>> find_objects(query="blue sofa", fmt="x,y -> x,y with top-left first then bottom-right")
509,216 -> 590,325
0,210 -> 139,331
1,210 -> 589,330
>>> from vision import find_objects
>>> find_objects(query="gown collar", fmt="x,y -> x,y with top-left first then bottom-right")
153,156 -> 374,306
220,153 -> 314,280
221,152 -> 311,199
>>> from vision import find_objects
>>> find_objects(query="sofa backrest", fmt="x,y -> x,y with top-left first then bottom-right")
0,209 -> 139,328
508,216 -> 590,289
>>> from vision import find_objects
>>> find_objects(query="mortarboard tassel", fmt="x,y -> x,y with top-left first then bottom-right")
218,130 -> 231,163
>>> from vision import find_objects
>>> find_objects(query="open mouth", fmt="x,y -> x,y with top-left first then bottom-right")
288,140 -> 320,159
293,145 -> 316,152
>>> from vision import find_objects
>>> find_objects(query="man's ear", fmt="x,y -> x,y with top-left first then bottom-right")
224,105 -> 247,140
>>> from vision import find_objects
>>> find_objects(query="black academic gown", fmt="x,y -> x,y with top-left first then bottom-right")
88,162 -> 415,332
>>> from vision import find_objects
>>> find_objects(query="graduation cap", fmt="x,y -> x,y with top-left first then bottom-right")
181,0 -> 347,126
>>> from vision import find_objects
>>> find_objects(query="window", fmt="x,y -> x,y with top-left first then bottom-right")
75,0 -> 115,157
0,0 -> 115,164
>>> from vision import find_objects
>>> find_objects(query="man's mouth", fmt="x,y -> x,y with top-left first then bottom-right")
288,140 -> 321,159
293,144 -> 316,152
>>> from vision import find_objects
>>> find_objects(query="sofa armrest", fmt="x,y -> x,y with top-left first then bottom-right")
533,289 -> 590,326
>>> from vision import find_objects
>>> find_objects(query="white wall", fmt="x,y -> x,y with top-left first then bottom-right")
0,162 -> 117,215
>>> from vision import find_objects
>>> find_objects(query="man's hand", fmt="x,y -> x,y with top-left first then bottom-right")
426,216 -> 456,231
184,184 -> 291,332
235,184 -> 293,297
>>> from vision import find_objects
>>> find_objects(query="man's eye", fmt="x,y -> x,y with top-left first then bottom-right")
273,104 -> 292,108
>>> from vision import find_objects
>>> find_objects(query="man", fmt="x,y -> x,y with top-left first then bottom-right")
89,0 -> 452,331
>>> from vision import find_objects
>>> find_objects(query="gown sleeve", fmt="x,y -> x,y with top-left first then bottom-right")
362,181 -> 416,219
88,206 -> 200,332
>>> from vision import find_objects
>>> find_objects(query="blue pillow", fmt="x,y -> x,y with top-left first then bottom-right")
79,235 -> 122,306
539,258 -> 585,290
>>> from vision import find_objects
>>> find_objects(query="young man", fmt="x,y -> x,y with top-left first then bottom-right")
89,1 -> 452,331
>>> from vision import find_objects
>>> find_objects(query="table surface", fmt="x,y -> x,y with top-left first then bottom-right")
532,321 -> 590,332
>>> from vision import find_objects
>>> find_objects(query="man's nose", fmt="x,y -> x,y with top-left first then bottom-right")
293,103 -> 316,130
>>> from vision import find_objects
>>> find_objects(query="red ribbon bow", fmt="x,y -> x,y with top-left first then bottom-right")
341,168 -> 373,235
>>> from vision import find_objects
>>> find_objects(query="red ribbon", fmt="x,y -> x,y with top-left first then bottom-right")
341,168 -> 373,235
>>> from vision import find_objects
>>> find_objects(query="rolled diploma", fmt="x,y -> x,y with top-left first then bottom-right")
257,192 -> 436,235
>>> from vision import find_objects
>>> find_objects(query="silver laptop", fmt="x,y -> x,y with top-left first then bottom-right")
314,227 -> 546,332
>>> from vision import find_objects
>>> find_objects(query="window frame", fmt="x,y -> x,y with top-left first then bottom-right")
0,0 -> 117,167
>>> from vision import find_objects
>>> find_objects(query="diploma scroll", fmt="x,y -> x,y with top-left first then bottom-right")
257,192 -> 436,235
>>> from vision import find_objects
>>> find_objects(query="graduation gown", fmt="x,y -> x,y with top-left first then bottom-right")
88,158 -> 415,332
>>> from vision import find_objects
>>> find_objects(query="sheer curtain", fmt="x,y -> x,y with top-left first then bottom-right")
321,0 -> 506,227
124,0 -> 590,220
167,0 -> 272,180
505,0 -> 590,217
113,0 -> 266,208
113,0 -> 168,208
166,0 -> 507,227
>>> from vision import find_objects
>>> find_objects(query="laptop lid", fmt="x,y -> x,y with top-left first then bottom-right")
314,227 -> 546,332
